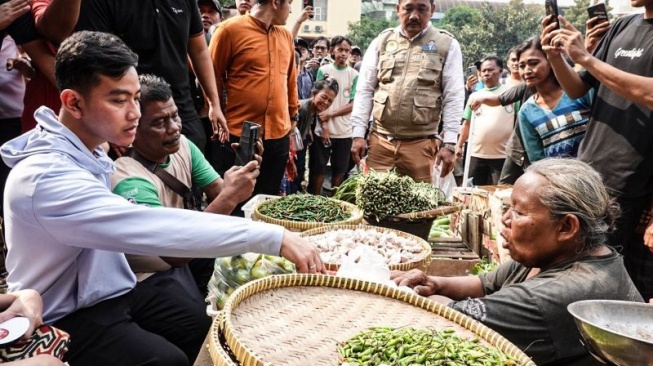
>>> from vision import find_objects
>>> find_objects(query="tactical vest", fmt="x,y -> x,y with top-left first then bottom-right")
372,27 -> 453,139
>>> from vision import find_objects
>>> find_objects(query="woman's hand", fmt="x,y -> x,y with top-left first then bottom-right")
320,126 -> 331,146
318,111 -> 331,124
391,269 -> 438,297
541,15 -> 565,59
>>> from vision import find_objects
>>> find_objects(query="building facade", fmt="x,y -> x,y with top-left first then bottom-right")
286,0 -> 363,41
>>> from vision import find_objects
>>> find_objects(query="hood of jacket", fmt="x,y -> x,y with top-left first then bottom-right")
1,106 -> 115,175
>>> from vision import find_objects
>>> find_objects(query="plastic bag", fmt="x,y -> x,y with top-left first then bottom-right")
336,246 -> 414,294
432,163 -> 457,202
290,126 -> 304,151
207,253 -> 296,310
336,246 -> 392,285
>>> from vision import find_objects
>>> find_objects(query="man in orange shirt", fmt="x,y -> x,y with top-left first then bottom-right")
209,0 -> 299,203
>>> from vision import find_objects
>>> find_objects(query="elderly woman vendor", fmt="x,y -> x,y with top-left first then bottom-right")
392,158 -> 643,365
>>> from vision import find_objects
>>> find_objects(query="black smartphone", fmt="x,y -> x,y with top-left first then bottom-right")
587,3 -> 609,21
235,121 -> 261,166
303,0 -> 314,18
545,0 -> 560,29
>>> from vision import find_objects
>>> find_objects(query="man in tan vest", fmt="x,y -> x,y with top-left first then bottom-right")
350,0 -> 465,183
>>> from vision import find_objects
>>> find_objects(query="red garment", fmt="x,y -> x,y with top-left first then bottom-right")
22,0 -> 60,132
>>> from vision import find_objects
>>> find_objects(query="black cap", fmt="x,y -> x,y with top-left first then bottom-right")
295,37 -> 310,50
351,46 -> 362,56
198,0 -> 223,15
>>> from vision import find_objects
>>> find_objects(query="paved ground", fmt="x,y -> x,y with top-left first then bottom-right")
193,333 -> 214,366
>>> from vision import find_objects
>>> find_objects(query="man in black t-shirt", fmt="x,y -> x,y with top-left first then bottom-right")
75,0 -> 228,154
542,10 -> 653,299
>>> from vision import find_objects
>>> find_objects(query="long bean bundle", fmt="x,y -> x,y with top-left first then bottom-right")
338,326 -> 519,366
356,171 -> 442,221
258,194 -> 351,223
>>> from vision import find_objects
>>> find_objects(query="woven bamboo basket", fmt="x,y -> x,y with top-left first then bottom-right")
209,312 -> 240,366
299,224 -> 432,272
252,197 -> 364,231
209,274 -> 535,366
365,204 -> 462,240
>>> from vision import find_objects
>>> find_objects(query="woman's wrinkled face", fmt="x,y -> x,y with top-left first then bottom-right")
312,88 -> 336,112
500,172 -> 571,269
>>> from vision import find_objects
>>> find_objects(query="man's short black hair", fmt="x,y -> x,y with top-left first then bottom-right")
330,35 -> 352,49
55,31 -> 138,95
312,36 -> 330,50
138,74 -> 173,111
480,55 -> 503,70
257,0 -> 287,5
398,0 -> 435,4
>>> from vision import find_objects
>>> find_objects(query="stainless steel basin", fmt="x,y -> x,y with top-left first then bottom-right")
568,300 -> 653,366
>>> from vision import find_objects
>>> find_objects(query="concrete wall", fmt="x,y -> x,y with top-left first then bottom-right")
286,0 -> 363,41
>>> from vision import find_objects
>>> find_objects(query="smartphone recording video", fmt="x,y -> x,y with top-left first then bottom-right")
545,0 -> 560,30
303,0 -> 314,18
587,3 -> 608,21
235,121 -> 261,166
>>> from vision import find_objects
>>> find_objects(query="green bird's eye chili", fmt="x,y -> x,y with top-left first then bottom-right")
258,194 -> 351,223
337,326 -> 521,365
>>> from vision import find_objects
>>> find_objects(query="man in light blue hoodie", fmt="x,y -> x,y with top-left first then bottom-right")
0,30 -> 323,366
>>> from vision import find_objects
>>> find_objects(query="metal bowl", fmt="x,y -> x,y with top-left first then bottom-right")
568,300 -> 653,365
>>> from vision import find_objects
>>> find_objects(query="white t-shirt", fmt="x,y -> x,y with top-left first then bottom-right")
0,36 -> 26,119
315,63 -> 358,138
464,84 -> 515,159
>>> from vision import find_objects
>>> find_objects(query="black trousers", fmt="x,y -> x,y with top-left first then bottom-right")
609,195 -> 653,301
54,279 -> 211,366
214,134 -> 290,215
468,157 -> 505,186
498,157 -> 525,185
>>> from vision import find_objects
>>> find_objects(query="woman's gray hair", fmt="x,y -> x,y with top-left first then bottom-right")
526,158 -> 620,252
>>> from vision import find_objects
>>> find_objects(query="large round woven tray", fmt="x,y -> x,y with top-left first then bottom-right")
209,312 -> 239,366
210,274 -> 535,366
252,197 -> 364,231
299,224 -> 432,272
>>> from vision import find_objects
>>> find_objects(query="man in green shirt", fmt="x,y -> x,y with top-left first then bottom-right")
111,74 -> 260,301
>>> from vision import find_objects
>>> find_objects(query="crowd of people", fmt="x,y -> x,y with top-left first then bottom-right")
0,0 -> 652,364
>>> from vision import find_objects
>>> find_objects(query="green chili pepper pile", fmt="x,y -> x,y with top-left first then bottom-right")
356,171 -> 443,221
338,326 -> 519,366
258,194 -> 351,223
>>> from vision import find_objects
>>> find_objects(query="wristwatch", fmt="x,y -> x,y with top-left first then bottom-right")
441,143 -> 456,153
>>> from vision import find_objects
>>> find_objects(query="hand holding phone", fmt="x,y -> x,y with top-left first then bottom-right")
235,121 -> 261,166
587,3 -> 608,21
303,0 -> 314,18
545,0 -> 560,29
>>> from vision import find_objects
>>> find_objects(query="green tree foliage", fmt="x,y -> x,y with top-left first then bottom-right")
347,16 -> 398,54
439,0 -> 545,68
222,0 -> 235,6
438,5 -> 482,30
563,0 -> 613,34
